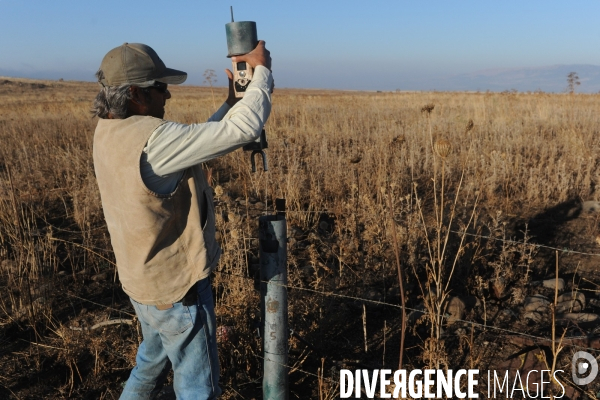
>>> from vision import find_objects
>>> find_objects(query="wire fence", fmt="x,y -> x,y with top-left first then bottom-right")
4,213 -> 600,390
240,206 -> 600,257
213,270 -> 600,354
211,220 -> 600,385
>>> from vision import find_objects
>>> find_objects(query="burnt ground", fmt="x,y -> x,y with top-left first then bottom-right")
3,197 -> 600,399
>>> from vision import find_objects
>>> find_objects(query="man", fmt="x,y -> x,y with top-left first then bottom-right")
92,42 -> 272,399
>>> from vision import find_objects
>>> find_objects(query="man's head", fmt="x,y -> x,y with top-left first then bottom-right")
92,43 -> 187,119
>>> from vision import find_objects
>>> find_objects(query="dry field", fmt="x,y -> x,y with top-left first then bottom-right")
1,76 -> 600,398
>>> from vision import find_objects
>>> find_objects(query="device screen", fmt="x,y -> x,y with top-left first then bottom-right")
237,62 -> 247,71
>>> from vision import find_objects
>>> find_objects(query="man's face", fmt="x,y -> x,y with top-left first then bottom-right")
140,82 -> 171,119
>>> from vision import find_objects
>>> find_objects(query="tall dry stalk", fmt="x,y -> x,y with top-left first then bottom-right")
549,251 -> 567,396
203,68 -> 217,110
387,190 -> 406,370
414,125 -> 480,368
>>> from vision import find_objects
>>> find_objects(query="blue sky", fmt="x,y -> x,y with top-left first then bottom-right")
1,1 -> 599,90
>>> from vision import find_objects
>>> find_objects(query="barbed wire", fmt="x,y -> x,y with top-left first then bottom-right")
214,269 -> 600,354
49,237 -> 117,267
253,352 -> 338,384
12,219 -> 600,349
25,221 -> 600,352
65,293 -> 135,318
39,219 -> 600,259
216,203 -> 600,257
449,229 -> 600,257
27,197 -> 600,257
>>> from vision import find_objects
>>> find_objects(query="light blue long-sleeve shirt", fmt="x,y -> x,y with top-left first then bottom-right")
141,65 -> 273,194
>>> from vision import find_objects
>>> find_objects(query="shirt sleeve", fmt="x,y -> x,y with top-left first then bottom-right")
144,65 -> 273,176
207,102 -> 231,122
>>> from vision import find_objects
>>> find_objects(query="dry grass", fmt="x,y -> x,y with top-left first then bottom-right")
1,76 -> 600,398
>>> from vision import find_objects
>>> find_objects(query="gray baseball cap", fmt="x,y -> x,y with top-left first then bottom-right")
98,43 -> 187,87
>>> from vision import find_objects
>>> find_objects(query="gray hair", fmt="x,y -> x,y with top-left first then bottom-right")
91,69 -> 132,119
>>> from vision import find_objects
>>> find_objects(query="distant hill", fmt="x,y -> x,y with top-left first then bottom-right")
0,67 -> 95,83
2,64 -> 600,93
416,64 -> 600,93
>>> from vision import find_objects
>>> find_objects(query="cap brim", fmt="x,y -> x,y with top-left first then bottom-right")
155,68 -> 187,85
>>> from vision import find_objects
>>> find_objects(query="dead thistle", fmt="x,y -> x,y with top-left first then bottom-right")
390,134 -> 406,149
421,103 -> 435,115
349,155 -> 362,164
434,139 -> 452,159
465,119 -> 474,133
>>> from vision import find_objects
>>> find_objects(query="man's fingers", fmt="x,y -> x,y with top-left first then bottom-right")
231,40 -> 270,69
225,69 -> 233,80
233,40 -> 265,58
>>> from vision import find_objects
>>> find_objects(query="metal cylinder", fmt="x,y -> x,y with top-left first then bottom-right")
225,21 -> 258,57
259,214 -> 288,400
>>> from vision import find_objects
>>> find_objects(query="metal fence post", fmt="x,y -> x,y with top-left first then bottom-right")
259,201 -> 288,400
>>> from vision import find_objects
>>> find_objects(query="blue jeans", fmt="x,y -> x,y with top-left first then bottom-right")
120,277 -> 221,400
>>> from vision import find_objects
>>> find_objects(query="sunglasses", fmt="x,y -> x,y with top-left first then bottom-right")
145,82 -> 169,94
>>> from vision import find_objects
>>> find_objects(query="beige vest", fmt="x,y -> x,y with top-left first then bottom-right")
93,116 -> 221,305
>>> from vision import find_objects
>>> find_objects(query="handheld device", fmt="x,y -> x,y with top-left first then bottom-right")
232,60 -> 253,98
226,7 -> 268,172
225,7 -> 257,98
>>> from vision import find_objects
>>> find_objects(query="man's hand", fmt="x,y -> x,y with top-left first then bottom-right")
225,69 -> 239,107
232,40 -> 271,70
226,40 -> 272,106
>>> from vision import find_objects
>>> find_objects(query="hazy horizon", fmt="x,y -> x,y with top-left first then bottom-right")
2,63 -> 598,93
2,1 -> 600,92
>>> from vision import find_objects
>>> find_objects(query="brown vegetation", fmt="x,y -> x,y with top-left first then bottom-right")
1,76 -> 600,398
